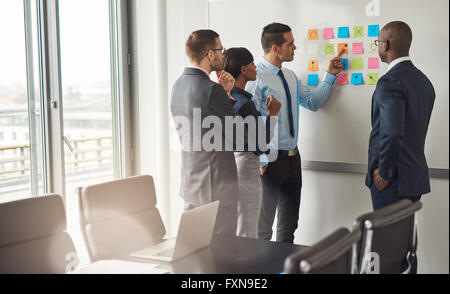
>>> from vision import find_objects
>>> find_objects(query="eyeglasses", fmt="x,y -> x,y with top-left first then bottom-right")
205,47 -> 225,56
374,39 -> 387,46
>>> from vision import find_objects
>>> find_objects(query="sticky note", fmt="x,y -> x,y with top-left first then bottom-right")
308,60 -> 319,71
337,73 -> 348,85
338,43 -> 348,55
368,57 -> 380,69
324,44 -> 335,55
323,28 -> 334,39
351,73 -> 363,85
308,29 -> 319,40
352,42 -> 364,54
353,26 -> 364,37
308,44 -> 319,56
342,58 -> 348,70
338,27 -> 350,38
307,74 -> 319,86
368,25 -> 380,37
351,58 -> 363,69
367,73 -> 379,85
367,41 -> 378,54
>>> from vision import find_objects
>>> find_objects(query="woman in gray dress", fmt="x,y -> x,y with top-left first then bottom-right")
223,48 -> 281,238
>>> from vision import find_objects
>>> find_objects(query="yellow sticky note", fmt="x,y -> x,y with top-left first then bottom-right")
308,60 -> 319,71
308,29 -> 319,40
351,58 -> 363,69
324,44 -> 335,55
353,26 -> 364,37
367,73 -> 379,85
338,43 -> 348,55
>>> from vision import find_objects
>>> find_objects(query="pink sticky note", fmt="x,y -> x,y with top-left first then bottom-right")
368,57 -> 380,69
352,42 -> 364,54
323,28 -> 334,39
337,73 -> 348,85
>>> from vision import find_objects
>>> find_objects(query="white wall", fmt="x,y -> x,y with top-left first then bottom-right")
297,170 -> 449,274
129,0 -> 449,273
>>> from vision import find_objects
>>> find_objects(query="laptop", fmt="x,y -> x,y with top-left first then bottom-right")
129,201 -> 219,262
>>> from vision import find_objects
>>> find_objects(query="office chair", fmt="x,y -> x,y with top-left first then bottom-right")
78,175 -> 166,261
284,227 -> 361,274
0,194 -> 77,274
353,199 -> 422,274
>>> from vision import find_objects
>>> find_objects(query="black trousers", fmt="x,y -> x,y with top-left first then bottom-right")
258,150 -> 302,243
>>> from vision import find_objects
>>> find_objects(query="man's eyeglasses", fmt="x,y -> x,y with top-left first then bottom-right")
205,47 -> 225,56
374,39 -> 387,46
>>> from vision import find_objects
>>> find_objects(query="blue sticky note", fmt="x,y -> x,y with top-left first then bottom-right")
351,73 -> 363,85
342,58 -> 348,70
338,27 -> 350,38
368,25 -> 380,37
307,74 -> 319,86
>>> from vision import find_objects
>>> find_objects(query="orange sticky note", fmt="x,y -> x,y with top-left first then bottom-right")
338,43 -> 349,55
308,60 -> 319,71
308,29 -> 319,40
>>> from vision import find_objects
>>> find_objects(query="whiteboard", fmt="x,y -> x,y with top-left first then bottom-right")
208,0 -> 449,169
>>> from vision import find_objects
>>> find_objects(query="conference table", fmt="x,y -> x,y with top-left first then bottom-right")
146,234 -> 306,274
76,234 -> 307,274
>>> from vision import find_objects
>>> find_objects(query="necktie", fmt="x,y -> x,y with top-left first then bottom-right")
278,69 -> 295,137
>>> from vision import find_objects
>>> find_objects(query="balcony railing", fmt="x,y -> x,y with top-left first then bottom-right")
0,136 -> 113,192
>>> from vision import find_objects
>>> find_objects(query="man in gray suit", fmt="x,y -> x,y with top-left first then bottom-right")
170,30 -> 239,235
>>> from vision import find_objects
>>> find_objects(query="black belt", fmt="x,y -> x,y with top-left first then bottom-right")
277,148 -> 298,157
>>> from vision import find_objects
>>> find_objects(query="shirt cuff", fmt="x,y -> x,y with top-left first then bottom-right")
259,153 -> 269,167
322,72 -> 338,85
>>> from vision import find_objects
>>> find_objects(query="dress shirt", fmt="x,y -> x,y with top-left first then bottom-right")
246,58 -> 337,166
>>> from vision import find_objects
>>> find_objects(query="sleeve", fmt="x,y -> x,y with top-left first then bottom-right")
207,83 -> 248,151
376,77 -> 405,181
246,80 -> 271,167
238,101 -> 274,155
298,72 -> 337,111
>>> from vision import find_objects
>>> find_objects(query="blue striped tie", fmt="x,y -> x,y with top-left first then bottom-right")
278,69 -> 295,137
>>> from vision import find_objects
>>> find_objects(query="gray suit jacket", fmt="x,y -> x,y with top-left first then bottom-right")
170,67 -> 239,206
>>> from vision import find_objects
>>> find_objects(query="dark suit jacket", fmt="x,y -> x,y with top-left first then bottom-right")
366,60 -> 435,196
170,67 -> 239,206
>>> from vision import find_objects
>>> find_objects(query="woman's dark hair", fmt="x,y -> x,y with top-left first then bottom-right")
223,47 -> 254,79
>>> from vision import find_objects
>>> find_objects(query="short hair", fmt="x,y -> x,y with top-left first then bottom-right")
261,23 -> 292,53
382,21 -> 413,55
223,48 -> 254,79
185,30 -> 220,63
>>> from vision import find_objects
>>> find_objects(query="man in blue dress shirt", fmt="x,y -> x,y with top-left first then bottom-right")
246,23 -> 344,243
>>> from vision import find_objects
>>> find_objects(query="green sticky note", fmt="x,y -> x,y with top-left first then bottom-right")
353,26 -> 364,37
367,73 -> 379,85
324,43 -> 335,55
352,58 -> 363,69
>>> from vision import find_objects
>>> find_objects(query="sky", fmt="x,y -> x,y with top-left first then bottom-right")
0,0 -> 111,97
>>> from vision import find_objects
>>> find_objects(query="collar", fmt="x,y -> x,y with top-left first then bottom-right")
231,87 -> 253,99
387,56 -> 411,72
260,57 -> 281,74
187,64 -> 210,79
